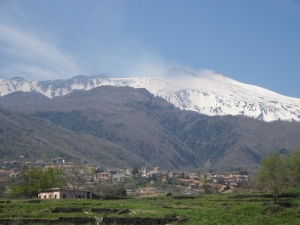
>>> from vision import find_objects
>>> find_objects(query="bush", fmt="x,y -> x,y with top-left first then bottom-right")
223,186 -> 231,192
92,184 -> 126,199
262,203 -> 283,214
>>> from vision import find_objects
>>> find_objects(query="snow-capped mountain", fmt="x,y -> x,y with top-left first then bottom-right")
1,68 -> 300,122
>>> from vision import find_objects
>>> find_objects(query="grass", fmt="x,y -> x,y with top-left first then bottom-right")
1,191 -> 300,224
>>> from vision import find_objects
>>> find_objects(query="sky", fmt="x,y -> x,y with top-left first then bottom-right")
0,0 -> 300,98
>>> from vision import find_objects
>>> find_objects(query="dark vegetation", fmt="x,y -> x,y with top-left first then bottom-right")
92,184 -> 127,199
1,86 -> 300,170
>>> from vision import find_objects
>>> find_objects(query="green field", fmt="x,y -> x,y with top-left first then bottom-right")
1,191 -> 300,225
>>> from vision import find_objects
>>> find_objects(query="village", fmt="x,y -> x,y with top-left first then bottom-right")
0,157 -> 250,199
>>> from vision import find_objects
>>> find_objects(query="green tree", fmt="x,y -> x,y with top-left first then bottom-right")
132,167 -> 139,176
181,172 -> 185,179
255,151 -> 287,203
11,166 -> 64,198
285,148 -> 300,187
202,184 -> 213,194
0,181 -> 5,197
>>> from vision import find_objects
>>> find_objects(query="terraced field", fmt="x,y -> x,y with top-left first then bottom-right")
1,191 -> 300,224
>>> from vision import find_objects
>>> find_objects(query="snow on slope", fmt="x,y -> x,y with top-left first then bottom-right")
0,70 -> 300,122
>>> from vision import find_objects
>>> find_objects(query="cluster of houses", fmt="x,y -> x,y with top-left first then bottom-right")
179,173 -> 249,195
130,168 -> 249,195
0,158 -> 249,198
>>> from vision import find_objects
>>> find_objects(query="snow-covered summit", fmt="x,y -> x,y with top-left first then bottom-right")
0,69 -> 299,122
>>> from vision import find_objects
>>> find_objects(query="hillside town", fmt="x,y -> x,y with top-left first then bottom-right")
0,157 -> 250,199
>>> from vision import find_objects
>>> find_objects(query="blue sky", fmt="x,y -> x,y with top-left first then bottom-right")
0,0 -> 300,98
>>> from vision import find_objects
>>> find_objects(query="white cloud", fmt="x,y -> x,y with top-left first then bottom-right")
0,23 -> 81,81
0,1 -> 207,81
124,51 -> 172,78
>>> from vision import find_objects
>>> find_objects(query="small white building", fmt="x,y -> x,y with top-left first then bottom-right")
38,189 -> 92,199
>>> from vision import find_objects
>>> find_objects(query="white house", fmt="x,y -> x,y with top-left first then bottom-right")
38,189 -> 92,199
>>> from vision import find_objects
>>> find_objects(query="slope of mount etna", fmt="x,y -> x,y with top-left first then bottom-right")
0,87 -> 199,170
1,86 -> 300,171
186,116 -> 300,170
0,107 -> 147,168
1,69 -> 300,122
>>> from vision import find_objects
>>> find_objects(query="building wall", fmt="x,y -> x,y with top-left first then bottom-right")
38,191 -> 61,199
38,190 -> 92,199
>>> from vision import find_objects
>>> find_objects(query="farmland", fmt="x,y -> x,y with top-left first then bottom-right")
1,191 -> 300,225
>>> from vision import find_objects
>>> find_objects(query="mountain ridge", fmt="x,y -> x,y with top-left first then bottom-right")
0,69 -> 299,122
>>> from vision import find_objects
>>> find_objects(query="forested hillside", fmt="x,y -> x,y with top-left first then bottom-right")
1,86 -> 300,171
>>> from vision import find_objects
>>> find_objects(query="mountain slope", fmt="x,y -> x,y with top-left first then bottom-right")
0,69 -> 299,122
1,86 -> 300,171
0,107 -> 149,168
0,87 -> 198,170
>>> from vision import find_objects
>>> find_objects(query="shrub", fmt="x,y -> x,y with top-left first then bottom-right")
92,184 -> 127,199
